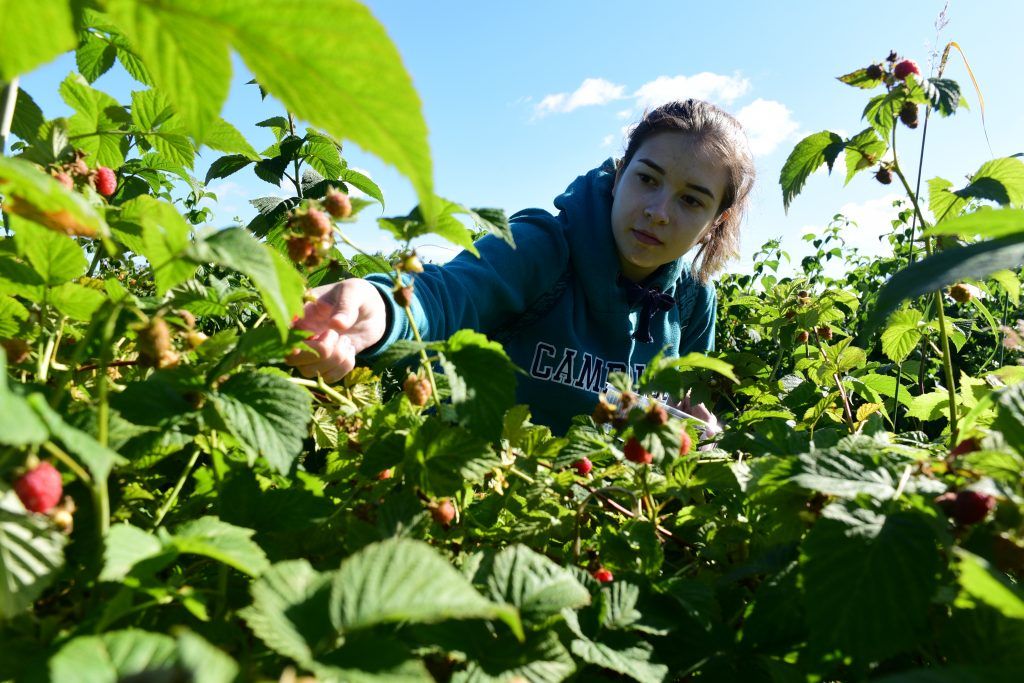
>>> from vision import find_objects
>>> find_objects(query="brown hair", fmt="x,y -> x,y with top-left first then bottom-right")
619,99 -> 755,283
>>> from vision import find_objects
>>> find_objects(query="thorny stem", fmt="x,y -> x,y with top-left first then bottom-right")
152,446 -> 201,530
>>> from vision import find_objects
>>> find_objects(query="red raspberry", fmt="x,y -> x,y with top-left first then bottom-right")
301,208 -> 333,239
55,172 -> 74,190
949,437 -> 981,457
953,491 -> 995,526
623,437 -> 652,464
432,499 -> 456,526
679,429 -> 692,456
403,374 -> 432,407
591,567 -> 614,583
572,457 -> 592,476
14,462 -> 63,513
94,166 -> 117,197
893,59 -> 920,80
323,188 -> 352,219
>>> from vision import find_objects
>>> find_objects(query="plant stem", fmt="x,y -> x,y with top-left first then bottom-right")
152,447 -> 201,529
42,440 -> 92,484
288,111 -> 303,198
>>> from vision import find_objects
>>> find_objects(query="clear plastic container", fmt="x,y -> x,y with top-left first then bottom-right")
601,383 -> 710,427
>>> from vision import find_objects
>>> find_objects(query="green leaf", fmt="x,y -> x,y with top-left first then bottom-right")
954,158 -> 1024,208
919,77 -> 963,116
924,207 -> 1024,240
0,350 -> 48,446
204,154 -> 255,184
638,351 -> 738,397
28,394 -> 124,481
954,548 -> 1024,620
100,523 -> 164,582
11,89 -> 45,145
483,545 -> 591,623
48,630 -> 177,683
780,131 -> 844,212
104,0 -> 231,143
0,0 -> 77,81
880,309 -> 925,363
863,92 -> 898,140
838,67 -> 884,89
843,128 -> 887,185
990,269 -> 1020,306
175,630 -> 240,683
801,506 -> 939,660
11,218 -> 87,286
49,282 -> 106,320
907,390 -> 950,422
60,73 -> 131,168
0,492 -> 66,619
790,450 -> 896,499
437,330 -> 517,442
994,383 -> 1024,451
0,155 -> 108,238
169,516 -> 270,577
204,228 -> 305,338
215,0 -> 436,220
329,537 -> 522,638
117,196 -> 198,294
404,417 -> 500,497
76,32 -> 117,83
310,633 -> 433,682
210,369 -> 312,475
929,177 -> 967,223
861,232 -> 1024,341
378,198 -> 480,255
565,612 -> 668,683
239,559 -> 330,664
339,167 -> 385,207
0,294 -> 29,337
204,118 -> 259,159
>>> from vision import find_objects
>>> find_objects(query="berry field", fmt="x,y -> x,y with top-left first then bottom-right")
1,2 -> 1023,682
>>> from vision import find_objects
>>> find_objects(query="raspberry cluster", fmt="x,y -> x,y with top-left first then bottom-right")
284,188 -> 352,268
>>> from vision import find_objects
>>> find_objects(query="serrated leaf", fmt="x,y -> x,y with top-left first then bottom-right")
60,73 -> 131,168
919,77 -> 962,116
0,350 -> 48,446
47,630 -> 177,683
210,370 -> 311,474
800,506 -> 939,660
953,158 -> 1024,208
838,67 -> 884,89
49,282 -> 106,320
0,0 -> 77,81
791,450 -> 896,499
438,330 -> 517,442
240,559 -> 330,664
330,538 -> 522,638
404,417 -> 499,497
100,523 -> 164,582
843,128 -> 887,185
861,232 -> 1024,340
76,32 -> 117,83
0,492 -> 66,619
0,155 -> 106,238
204,154 -> 254,184
175,630 -> 240,683
28,394 -> 124,481
780,131 -> 844,212
169,516 -> 269,577
0,294 -> 29,337
638,351 -> 738,397
118,196 -> 198,294
923,207 -> 1024,240
880,309 -> 925,362
929,177 -> 967,223
204,228 -> 305,338
954,548 -> 1024,620
484,545 -> 591,623
339,167 -> 385,207
204,118 -> 259,159
994,383 -> 1024,450
11,89 -> 45,146
906,390 -> 950,422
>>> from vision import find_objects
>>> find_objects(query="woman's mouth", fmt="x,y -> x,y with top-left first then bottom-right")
631,229 -> 663,246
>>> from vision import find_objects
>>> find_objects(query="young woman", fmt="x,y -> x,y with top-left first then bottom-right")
286,99 -> 755,434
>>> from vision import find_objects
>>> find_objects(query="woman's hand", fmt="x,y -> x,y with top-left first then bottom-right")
675,391 -> 722,439
284,279 -> 387,383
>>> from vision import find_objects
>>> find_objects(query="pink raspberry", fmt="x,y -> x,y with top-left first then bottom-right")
94,166 -> 117,197
591,567 -> 614,583
679,429 -> 693,456
14,462 -> 63,513
623,437 -> 652,464
55,172 -> 74,190
893,59 -> 920,81
572,457 -> 592,476
323,188 -> 352,219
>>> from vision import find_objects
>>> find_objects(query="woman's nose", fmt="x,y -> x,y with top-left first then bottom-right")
643,196 -> 670,224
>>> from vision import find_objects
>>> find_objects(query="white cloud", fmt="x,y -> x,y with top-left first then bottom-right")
616,109 -> 633,119
819,193 -> 905,257
601,134 -> 615,147
735,98 -> 801,157
632,72 -> 751,109
534,77 -> 626,117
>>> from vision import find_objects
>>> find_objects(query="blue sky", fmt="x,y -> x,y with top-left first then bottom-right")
18,0 -> 1024,276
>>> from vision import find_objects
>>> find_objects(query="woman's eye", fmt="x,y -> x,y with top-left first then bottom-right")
681,195 -> 703,208
637,172 -> 656,185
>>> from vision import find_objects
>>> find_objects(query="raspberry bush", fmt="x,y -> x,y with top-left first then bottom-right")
1,4 -> 1023,683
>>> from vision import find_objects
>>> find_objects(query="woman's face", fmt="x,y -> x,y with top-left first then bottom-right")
611,131 -> 729,282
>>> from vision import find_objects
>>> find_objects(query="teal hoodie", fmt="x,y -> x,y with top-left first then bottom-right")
362,159 -> 716,433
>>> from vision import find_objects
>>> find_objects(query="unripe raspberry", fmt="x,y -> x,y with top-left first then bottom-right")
865,64 -> 884,80
797,290 -> 809,299
287,236 -> 314,264
949,283 -> 972,303
816,325 -> 833,340
186,330 -> 208,350
301,208 -> 333,239
592,397 -> 617,425
623,437 -> 652,464
71,156 -> 90,178
323,188 -> 352,219
591,567 -> 614,583
784,310 -> 796,320
137,317 -> 179,369
1,338 -> 31,364
432,499 -> 456,526
572,457 -> 592,476
94,166 -> 117,197
893,59 -> 920,81
679,429 -> 692,456
646,403 -> 668,426
377,468 -> 393,481
949,437 -> 981,457
899,101 -> 919,129
403,374 -> 432,406
796,330 -> 810,344
400,254 -> 424,274
393,285 -> 415,308
55,172 -> 74,190
875,167 -> 893,185
48,496 -> 76,534
14,461 -> 63,513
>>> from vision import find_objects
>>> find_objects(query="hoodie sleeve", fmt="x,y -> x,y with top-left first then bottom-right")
359,209 -> 570,360
678,280 -> 717,354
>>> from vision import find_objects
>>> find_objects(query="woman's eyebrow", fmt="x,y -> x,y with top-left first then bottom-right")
637,158 -> 716,201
